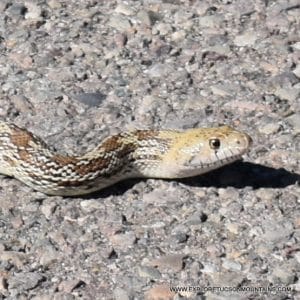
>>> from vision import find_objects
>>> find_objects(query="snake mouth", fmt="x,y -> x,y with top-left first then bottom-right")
213,153 -> 244,168
178,152 -> 246,179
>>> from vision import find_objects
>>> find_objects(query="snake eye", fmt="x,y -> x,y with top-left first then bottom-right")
209,138 -> 221,150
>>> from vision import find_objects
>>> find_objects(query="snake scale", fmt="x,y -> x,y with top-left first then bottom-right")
0,121 -> 252,196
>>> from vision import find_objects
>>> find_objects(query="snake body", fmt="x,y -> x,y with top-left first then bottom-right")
0,121 -> 252,196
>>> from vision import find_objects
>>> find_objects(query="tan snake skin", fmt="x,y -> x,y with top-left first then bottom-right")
0,121 -> 252,196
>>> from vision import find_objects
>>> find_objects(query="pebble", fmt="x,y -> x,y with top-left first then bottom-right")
8,272 -> 44,291
255,189 -> 276,202
31,295 -> 52,300
109,232 -> 136,250
145,284 -> 175,300
138,266 -> 161,279
262,224 -> 292,243
269,266 -> 296,285
292,64 -> 300,78
80,200 -> 103,213
48,0 -> 62,9
9,52 -> 33,69
210,84 -> 233,97
72,92 -> 107,107
171,30 -> 186,42
113,287 -> 130,300
275,87 -> 300,102
40,202 -> 57,219
234,31 -> 258,47
222,259 -> 242,271
0,251 -> 27,268
108,15 -> 132,31
0,271 -> 8,293
259,123 -> 281,135
58,279 -> 84,293
137,10 -> 154,26
6,3 -> 27,17
9,95 -> 33,113
151,254 -> 185,272
25,2 -> 42,20
199,15 -> 223,28
145,63 -> 172,78
115,3 -> 135,16
287,114 -> 300,133
39,246 -> 59,266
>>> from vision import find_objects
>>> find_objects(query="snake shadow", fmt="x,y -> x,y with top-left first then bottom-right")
83,161 -> 300,199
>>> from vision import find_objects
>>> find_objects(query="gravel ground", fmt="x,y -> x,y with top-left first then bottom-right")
0,0 -> 299,299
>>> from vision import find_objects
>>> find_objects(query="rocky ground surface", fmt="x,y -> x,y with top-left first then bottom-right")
0,0 -> 299,299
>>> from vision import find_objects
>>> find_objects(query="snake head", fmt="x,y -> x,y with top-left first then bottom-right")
150,126 -> 252,179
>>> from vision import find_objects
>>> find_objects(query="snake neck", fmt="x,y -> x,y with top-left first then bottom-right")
0,126 -> 167,195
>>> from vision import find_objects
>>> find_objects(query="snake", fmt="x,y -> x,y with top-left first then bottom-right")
0,121 -> 252,196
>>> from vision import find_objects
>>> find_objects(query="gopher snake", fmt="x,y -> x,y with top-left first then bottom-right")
0,121 -> 252,196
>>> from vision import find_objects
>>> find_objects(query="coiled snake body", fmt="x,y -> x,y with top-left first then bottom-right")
0,121 -> 252,196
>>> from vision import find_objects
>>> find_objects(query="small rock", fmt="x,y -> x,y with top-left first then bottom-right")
172,232 -> 189,243
6,3 -> 27,17
110,232 -> 136,249
40,202 -> 57,219
142,189 -> 178,205
262,224 -> 291,243
291,41 -> 300,50
9,53 -> 33,69
292,64 -> 300,78
115,3 -> 135,16
47,0 -> 61,9
47,68 -> 75,82
259,123 -> 281,135
109,15 -> 131,31
275,87 -> 300,102
80,200 -> 102,213
39,246 -> 59,266
10,95 -> 33,113
286,114 -> 300,134
270,266 -> 295,284
222,259 -> 242,271
199,15 -> 223,28
226,222 -> 239,235
0,251 -> 27,268
137,10 -> 154,26
25,2 -> 42,19
138,266 -> 161,279
145,63 -> 172,78
8,272 -> 44,291
256,189 -> 276,201
205,45 -> 231,56
114,33 -> 128,48
113,287 -> 130,300
155,22 -> 172,35
218,188 -> 239,201
171,30 -> 186,42
186,211 -> 207,225
294,252 -> 300,264
202,262 -> 219,273
234,31 -> 258,47
31,295 -> 52,300
0,271 -> 8,292
211,84 -> 233,97
151,254 -> 185,272
11,216 -> 24,229
73,92 -> 106,107
58,279 -> 85,293
145,284 -> 175,300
